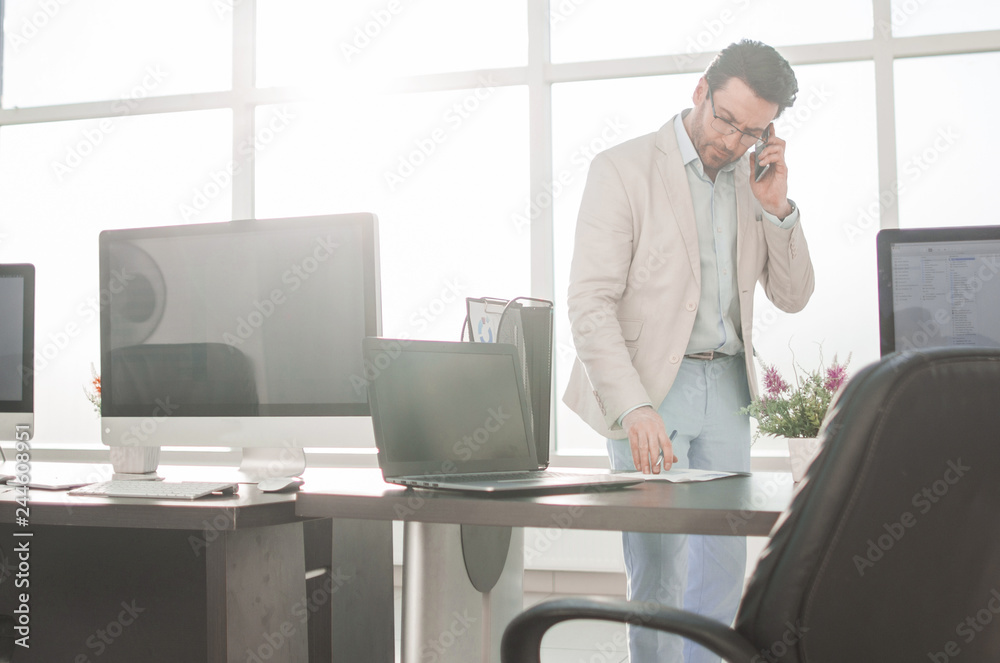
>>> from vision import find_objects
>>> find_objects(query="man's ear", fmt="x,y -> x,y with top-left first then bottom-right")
693,77 -> 709,106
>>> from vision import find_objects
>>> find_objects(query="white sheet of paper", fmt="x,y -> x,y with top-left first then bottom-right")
615,468 -> 742,483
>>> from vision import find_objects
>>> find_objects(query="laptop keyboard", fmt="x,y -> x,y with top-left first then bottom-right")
416,470 -> 589,483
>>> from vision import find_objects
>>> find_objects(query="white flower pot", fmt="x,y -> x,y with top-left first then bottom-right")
787,436 -> 822,482
109,446 -> 160,474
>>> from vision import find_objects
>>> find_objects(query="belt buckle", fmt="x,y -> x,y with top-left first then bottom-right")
686,351 -> 715,361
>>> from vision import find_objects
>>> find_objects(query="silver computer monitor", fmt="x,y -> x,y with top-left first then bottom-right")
877,225 -> 1000,356
0,264 -> 34,443
99,214 -> 381,478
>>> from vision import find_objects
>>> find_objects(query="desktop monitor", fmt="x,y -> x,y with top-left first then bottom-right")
0,264 -> 34,443
877,225 -> 1000,356
99,214 -> 381,478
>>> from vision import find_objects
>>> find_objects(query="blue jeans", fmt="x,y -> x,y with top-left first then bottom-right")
607,354 -> 751,663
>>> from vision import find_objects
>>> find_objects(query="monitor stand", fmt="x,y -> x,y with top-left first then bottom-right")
235,447 -> 307,483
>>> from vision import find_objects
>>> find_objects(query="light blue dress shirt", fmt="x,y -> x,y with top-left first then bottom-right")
672,112 -> 799,356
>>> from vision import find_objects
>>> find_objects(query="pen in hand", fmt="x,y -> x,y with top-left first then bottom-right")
657,429 -> 678,472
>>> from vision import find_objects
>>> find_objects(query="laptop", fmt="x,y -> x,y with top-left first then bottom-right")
362,338 -> 642,494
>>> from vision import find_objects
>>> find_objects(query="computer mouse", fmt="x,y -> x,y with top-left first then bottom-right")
257,477 -> 305,493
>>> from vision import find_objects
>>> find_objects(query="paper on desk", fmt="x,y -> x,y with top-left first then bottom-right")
615,468 -> 741,483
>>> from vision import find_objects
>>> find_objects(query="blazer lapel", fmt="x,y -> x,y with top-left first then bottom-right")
654,117 -> 700,286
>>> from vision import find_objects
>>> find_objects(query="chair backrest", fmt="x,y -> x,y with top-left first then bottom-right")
736,348 -> 1000,662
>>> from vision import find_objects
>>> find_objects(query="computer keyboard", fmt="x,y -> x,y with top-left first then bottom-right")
68,480 -> 239,500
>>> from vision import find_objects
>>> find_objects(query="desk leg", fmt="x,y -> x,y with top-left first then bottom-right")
329,518 -> 395,662
205,521 -> 309,663
402,522 -> 523,663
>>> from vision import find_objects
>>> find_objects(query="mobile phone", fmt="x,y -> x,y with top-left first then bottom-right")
753,126 -> 770,182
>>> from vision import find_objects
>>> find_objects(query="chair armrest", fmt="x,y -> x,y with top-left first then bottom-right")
500,597 -> 759,663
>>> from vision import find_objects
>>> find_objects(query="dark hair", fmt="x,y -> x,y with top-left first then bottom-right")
705,39 -> 798,117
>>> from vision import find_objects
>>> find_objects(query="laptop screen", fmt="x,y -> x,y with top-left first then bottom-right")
877,226 -> 1000,355
363,339 -> 538,478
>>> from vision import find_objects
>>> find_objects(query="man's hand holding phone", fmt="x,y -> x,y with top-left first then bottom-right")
749,122 -> 795,220
753,126 -> 770,182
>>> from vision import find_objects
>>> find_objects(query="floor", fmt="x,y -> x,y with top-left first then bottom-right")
391,537 -> 769,662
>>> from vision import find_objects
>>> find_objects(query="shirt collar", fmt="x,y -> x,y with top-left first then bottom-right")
674,110 -> 738,175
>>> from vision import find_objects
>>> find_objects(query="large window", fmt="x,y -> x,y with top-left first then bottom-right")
3,0 -> 231,108
550,0 -> 874,63
894,52 -> 1000,229
0,111 -> 232,443
0,1 -> 997,462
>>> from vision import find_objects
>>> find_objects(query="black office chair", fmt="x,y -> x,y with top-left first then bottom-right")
0,615 -> 12,662
502,348 -> 1000,662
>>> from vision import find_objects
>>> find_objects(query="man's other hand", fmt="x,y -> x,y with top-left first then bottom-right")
621,406 -> 678,474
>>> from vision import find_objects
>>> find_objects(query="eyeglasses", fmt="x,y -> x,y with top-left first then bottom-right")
707,86 -> 766,148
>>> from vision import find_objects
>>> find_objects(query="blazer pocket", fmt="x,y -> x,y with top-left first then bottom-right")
620,318 -> 642,361
619,319 -> 643,342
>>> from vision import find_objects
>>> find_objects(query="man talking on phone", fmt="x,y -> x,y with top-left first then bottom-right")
564,40 -> 814,662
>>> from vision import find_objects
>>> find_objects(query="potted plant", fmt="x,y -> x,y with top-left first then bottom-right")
742,353 -> 850,481
84,364 -> 101,415
85,363 -> 159,474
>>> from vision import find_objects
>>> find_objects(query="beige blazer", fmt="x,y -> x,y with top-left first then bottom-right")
563,116 -> 815,439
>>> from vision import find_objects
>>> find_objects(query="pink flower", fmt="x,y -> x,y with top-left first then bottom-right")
824,363 -> 848,393
763,364 -> 790,397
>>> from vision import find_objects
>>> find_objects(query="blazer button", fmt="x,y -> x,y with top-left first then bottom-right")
686,302 -> 696,312
670,354 -> 680,363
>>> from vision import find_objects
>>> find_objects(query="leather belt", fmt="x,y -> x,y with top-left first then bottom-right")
685,351 -> 725,361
